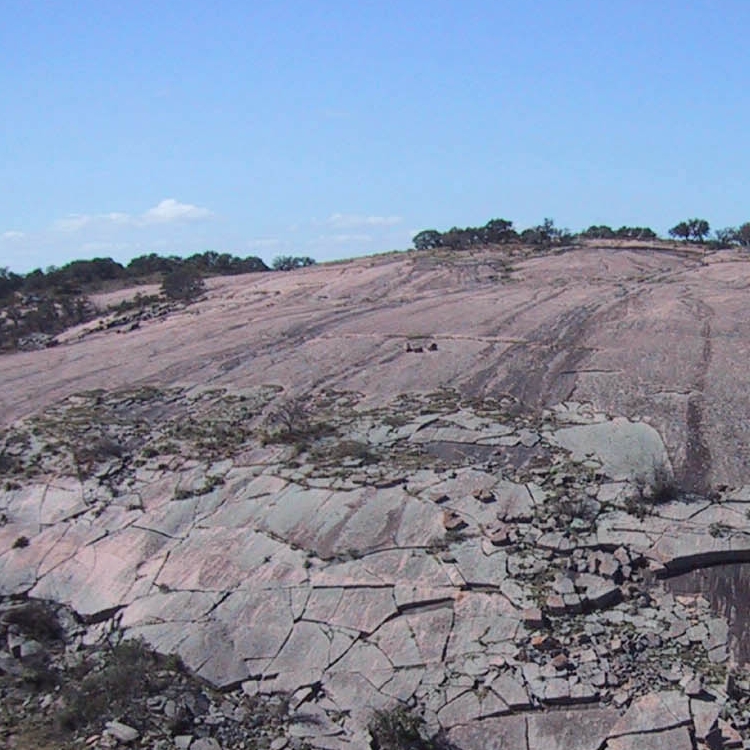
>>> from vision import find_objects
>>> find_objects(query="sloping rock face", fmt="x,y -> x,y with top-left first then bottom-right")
2,242 -> 750,489
2,242 -> 750,747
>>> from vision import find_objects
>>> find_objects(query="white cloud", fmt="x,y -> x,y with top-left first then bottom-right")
2,230 -> 25,240
105,212 -> 131,224
78,241 -> 133,254
54,214 -> 93,232
322,233 -> 374,244
246,238 -> 281,250
50,199 -> 213,233
142,198 -> 213,224
326,213 -> 402,229
53,212 -> 128,232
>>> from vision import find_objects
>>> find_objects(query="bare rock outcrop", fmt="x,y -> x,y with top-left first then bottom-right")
1,242 -> 750,488
2,243 -> 750,747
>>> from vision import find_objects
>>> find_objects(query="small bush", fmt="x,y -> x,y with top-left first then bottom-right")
323,439 -> 378,465
3,600 -> 64,642
369,706 -> 454,750
627,462 -> 679,518
271,255 -> 316,271
262,397 -> 334,450
161,267 -> 206,301
640,461 -> 679,505
57,639 -> 160,732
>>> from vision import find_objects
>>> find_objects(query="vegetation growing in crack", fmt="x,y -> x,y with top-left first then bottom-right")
368,705 -> 455,750
260,396 -> 335,452
173,473 -> 226,500
627,462 -> 680,518
0,385 -> 280,482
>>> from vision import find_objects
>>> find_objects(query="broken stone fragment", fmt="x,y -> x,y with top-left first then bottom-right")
590,671 -> 607,688
575,573 -> 621,609
607,725 -> 693,750
191,740 -> 222,750
526,707 -> 616,750
569,682 -> 599,703
522,606 -> 545,629
490,672 -> 530,710
610,691 -> 691,736
542,677 -> 571,704
442,511 -> 467,531
104,720 -> 140,743
538,531 -> 573,552
545,594 -> 566,615
562,593 -> 583,614
18,639 -> 43,658
487,524 -> 511,546
713,719 -> 742,749
686,623 -> 708,643
597,554 -> 621,579
552,575 -> 576,596
690,698 -> 721,740
612,690 -> 630,708
473,488 -> 495,503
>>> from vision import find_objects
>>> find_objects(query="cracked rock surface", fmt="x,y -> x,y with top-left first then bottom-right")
2,386 -> 750,748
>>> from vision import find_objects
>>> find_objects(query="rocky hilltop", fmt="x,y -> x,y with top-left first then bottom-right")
2,241 -> 750,749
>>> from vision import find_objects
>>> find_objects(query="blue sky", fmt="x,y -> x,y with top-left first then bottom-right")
2,1 -> 750,273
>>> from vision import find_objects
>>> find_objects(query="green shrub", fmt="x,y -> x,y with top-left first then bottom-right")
160,267 -> 206,301
3,600 -> 63,642
369,706 -> 454,750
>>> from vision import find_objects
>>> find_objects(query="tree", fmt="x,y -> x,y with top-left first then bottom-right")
0,268 -> 23,300
714,227 -> 738,247
581,225 -> 616,239
185,251 -> 269,275
521,218 -> 573,246
669,221 -> 691,242
669,218 -> 710,243
614,226 -> 657,240
736,223 -> 750,247
481,218 -> 516,243
128,253 -> 180,277
412,230 -> 443,251
160,267 -> 206,301
271,256 -> 316,271
440,228 -> 465,250
688,218 -> 710,242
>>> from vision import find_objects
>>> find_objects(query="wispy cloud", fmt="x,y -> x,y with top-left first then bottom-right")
78,241 -> 133,254
54,214 -> 93,232
326,213 -> 402,229
246,238 -> 282,250
322,233 -> 374,244
51,199 -> 214,232
142,198 -> 213,224
104,212 -> 131,224
2,230 -> 26,240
